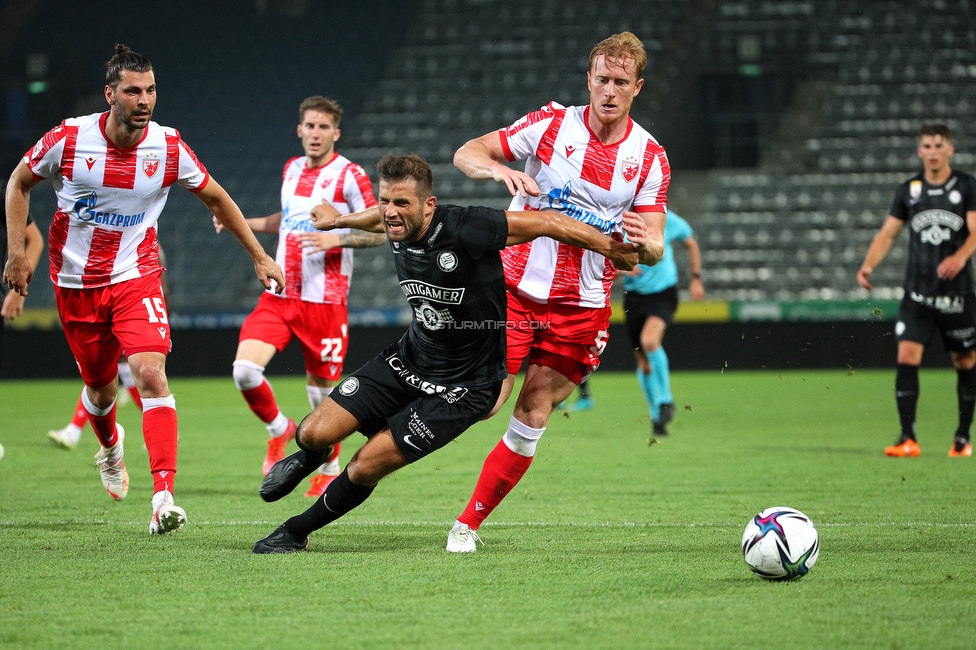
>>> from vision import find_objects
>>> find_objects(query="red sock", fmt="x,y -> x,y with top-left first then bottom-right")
70,394 -> 88,429
128,386 -> 143,410
241,379 -> 280,423
143,405 -> 178,494
87,402 -> 118,448
458,439 -> 534,529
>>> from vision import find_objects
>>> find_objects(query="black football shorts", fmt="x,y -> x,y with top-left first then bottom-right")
895,292 -> 976,351
624,285 -> 679,350
329,345 -> 503,463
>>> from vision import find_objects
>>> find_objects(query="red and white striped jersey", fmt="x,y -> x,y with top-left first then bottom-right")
24,112 -> 209,289
498,102 -> 670,308
273,153 -> 377,304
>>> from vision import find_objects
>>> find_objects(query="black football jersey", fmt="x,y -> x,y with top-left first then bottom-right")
890,169 -> 976,297
391,204 -> 509,387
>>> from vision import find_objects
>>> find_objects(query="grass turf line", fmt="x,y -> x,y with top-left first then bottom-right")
1,370 -> 974,649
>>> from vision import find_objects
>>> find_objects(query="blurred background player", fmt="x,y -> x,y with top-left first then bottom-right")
622,209 -> 703,436
446,32 -> 669,552
858,124 -> 976,458
1,192 -> 44,470
3,44 -> 284,535
48,247 -> 170,449
215,96 -> 384,497
1,213 -> 44,340
1,187 -> 43,463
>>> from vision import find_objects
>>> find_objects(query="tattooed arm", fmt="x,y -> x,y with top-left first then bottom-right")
295,229 -> 387,253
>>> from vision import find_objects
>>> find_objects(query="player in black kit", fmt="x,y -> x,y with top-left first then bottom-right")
858,124 -> 976,458
253,154 -> 641,553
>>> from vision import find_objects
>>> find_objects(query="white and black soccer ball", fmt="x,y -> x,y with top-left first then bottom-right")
741,506 -> 819,581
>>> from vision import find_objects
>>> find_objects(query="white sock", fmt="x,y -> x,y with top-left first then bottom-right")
81,389 -> 115,417
152,490 -> 174,510
142,394 -> 176,411
320,456 -> 341,475
307,385 -> 333,410
501,415 -> 546,457
267,412 -> 290,437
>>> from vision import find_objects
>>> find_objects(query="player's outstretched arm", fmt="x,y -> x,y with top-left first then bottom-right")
309,198 -> 384,233
297,230 -> 387,254
213,212 -> 281,235
683,235 -> 705,300
195,178 -> 285,294
505,209 -> 639,270
1,221 -> 43,318
858,215 -> 903,290
2,162 -> 44,297
454,132 -> 540,199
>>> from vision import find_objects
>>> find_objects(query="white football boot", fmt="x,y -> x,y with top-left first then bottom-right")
149,490 -> 187,535
93,424 -> 128,500
446,521 -> 480,553
48,424 -> 83,450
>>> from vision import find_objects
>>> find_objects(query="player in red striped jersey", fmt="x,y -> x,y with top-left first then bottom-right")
3,44 -> 284,535
213,97 -> 385,496
446,32 -> 668,552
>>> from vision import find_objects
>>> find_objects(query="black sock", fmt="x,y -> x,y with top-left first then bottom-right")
956,367 -> 976,441
895,364 -> 919,441
578,379 -> 591,400
283,469 -> 374,539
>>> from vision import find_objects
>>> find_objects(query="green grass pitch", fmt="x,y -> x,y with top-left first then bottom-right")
1,369 -> 974,649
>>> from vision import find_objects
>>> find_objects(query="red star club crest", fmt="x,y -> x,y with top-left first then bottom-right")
143,155 -> 159,178
621,156 -> 639,183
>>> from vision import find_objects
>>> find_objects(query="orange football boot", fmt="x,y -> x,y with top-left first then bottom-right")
885,437 -> 921,457
949,438 -> 972,457
263,418 -> 297,476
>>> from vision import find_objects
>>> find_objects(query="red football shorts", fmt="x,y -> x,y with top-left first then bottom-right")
55,272 -> 171,388
239,292 -> 349,381
504,290 -> 611,385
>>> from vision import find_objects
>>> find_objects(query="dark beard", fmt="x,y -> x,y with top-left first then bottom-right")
113,100 -> 151,131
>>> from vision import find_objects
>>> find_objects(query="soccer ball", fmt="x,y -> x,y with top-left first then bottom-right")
741,507 -> 819,581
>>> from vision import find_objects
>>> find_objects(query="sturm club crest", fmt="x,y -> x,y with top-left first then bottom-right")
142,153 -> 160,178
338,376 -> 360,396
437,250 -> 458,272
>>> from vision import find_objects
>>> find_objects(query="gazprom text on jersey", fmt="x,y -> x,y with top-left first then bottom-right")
78,210 -> 146,227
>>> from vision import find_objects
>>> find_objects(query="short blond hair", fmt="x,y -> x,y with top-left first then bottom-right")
588,32 -> 647,79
